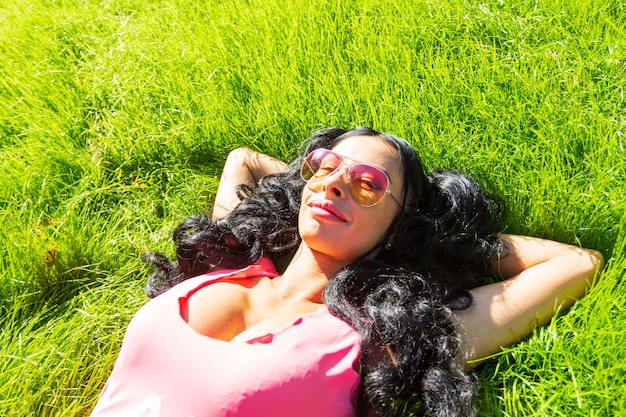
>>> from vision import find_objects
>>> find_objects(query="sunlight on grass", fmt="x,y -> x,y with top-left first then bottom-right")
1,0 -> 624,415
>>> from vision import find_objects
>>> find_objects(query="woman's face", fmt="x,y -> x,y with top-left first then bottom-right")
298,135 -> 404,264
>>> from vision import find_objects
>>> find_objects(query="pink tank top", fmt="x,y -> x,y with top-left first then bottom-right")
90,258 -> 361,417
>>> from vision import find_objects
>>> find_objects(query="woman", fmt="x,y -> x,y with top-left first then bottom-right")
91,127 -> 603,417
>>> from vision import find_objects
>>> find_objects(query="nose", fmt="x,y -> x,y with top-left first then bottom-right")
309,165 -> 350,200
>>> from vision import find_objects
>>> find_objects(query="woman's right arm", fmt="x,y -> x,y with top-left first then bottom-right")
212,147 -> 287,219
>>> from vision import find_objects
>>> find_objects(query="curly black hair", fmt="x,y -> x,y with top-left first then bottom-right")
143,126 -> 505,416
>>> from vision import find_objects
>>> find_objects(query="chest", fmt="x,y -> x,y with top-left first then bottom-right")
181,276 -> 323,343
110,290 -> 361,417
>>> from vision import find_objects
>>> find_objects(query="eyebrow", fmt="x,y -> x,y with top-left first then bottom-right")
332,150 -> 396,183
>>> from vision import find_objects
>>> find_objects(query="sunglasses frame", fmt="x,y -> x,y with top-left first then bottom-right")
300,148 -> 402,207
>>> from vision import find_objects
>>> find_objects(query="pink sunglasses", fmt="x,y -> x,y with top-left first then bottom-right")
300,148 -> 401,207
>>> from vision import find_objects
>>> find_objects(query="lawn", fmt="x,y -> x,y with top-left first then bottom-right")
0,0 -> 624,415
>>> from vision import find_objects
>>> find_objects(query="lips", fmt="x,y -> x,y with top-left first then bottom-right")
307,200 -> 348,222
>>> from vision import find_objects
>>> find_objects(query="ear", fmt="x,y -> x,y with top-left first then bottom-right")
383,234 -> 396,251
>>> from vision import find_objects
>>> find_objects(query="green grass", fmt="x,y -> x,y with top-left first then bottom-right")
1,0 -> 624,415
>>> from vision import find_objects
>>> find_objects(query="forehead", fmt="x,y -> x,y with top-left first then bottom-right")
331,135 -> 402,182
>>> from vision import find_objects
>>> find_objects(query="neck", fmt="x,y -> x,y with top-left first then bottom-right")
277,243 -> 349,304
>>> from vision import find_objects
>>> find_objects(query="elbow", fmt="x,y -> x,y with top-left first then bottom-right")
589,248 -> 605,267
583,248 -> 605,287
227,147 -> 252,162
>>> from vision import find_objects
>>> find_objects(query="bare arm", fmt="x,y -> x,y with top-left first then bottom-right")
212,147 -> 287,219
455,234 -> 604,369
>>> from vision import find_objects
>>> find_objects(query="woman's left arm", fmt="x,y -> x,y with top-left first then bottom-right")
455,234 -> 604,368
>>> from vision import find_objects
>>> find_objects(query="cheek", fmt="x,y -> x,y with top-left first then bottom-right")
297,188 -> 318,237
351,207 -> 395,245
298,188 -> 309,221
365,222 -> 391,246
361,203 -> 398,230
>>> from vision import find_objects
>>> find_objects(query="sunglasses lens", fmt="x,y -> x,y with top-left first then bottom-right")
347,164 -> 389,206
301,149 -> 341,181
300,149 -> 390,207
